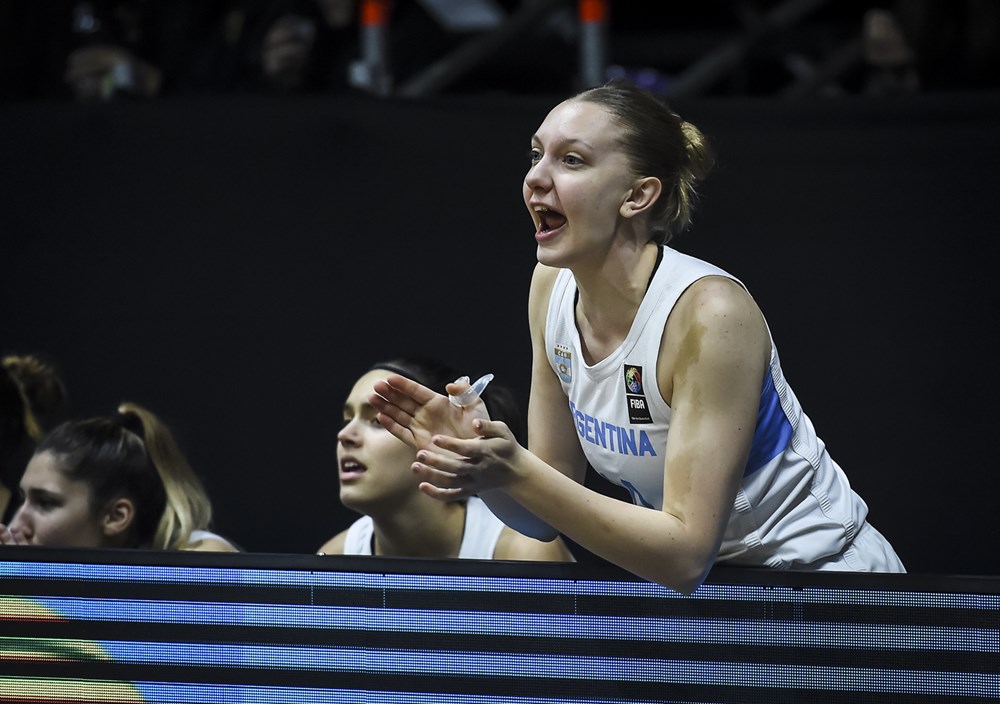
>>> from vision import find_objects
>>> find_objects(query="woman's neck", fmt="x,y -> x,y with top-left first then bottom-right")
371,500 -> 467,558
573,241 -> 661,364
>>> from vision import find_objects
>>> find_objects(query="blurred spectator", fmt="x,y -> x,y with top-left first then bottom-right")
2,3 -> 997,102
863,7 -> 920,95
64,1 -> 163,101
865,0 -> 1000,95
59,0 -> 262,99
0,0 -> 360,102
260,0 -> 357,92
0,354 -> 70,523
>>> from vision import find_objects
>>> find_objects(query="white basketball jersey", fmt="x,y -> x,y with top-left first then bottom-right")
342,497 -> 505,559
544,246 -> 877,568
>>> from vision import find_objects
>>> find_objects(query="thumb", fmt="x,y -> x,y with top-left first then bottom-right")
444,376 -> 471,395
472,418 -> 509,440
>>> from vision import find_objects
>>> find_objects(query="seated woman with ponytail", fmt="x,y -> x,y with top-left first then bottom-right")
0,402 -> 239,552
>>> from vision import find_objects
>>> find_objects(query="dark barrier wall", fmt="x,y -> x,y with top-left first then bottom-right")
3,550 -> 999,702
2,91 -> 998,574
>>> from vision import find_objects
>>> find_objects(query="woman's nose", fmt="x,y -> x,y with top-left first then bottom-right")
524,166 -> 546,191
8,507 -> 31,538
337,419 -> 360,446
524,157 -> 552,191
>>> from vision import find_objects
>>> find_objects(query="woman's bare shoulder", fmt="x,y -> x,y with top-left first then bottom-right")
317,530 -> 349,555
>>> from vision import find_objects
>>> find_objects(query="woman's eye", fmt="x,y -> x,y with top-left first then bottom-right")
528,148 -> 541,164
564,154 -> 583,166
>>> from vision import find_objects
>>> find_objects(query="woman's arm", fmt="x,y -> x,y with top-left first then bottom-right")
473,264 -> 589,539
418,277 -> 770,593
525,265 -> 589,483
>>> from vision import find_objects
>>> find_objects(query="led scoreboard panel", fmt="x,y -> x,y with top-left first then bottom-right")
1,549 -> 997,703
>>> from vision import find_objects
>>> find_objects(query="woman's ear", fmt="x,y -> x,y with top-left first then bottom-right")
620,176 -> 663,219
101,497 -> 136,539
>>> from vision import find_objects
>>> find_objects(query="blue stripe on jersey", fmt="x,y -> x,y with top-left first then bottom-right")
744,370 -> 793,476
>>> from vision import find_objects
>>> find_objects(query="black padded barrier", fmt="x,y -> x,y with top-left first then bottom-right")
1,549 -> 998,703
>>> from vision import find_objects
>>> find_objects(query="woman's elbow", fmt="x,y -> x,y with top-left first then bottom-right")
652,548 -> 715,595
670,571 -> 708,596
523,525 -> 560,542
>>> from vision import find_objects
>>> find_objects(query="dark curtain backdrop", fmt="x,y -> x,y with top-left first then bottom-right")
2,90 -> 998,575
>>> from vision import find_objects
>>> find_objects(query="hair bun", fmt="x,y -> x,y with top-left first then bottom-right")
113,408 -> 146,438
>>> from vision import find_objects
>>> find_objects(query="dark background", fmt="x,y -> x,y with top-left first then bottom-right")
2,0 -> 999,575
2,89 -> 998,574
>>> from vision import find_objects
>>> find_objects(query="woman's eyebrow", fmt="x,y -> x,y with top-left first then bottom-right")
24,487 -> 59,500
343,401 -> 377,417
532,136 -> 595,151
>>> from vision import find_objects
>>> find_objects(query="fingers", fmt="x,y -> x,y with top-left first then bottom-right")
370,393 -> 414,429
369,380 -> 419,420
412,459 -> 477,503
407,420 -> 515,471
414,452 -> 494,500
471,418 -> 510,440
425,434 -> 472,459
370,375 -> 449,428
415,448 -> 472,476
374,411 -> 415,448
432,420 -> 511,456
412,458 -> 467,486
443,379 -> 471,396
375,374 -> 442,409
0,525 -> 23,546
418,482 -> 472,501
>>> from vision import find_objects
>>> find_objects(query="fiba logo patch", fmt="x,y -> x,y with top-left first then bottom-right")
623,364 -> 652,424
554,346 -> 573,384
624,365 -> 643,394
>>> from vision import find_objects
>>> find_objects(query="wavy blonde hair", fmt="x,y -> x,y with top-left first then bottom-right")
118,403 -> 213,550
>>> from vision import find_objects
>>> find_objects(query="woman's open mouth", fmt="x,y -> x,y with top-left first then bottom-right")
340,459 -> 367,481
534,205 -> 567,241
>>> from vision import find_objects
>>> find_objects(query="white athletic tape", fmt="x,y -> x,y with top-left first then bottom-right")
448,373 -> 494,408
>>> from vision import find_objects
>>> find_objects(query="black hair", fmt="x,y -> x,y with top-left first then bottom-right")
368,356 -> 527,445
35,417 -> 167,548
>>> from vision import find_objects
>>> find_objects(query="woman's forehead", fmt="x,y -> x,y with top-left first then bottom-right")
347,369 -> 393,404
536,100 -> 619,143
22,452 -> 71,489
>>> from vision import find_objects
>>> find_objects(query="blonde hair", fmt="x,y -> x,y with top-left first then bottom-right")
118,403 -> 214,550
574,80 -> 715,243
665,121 -> 714,237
